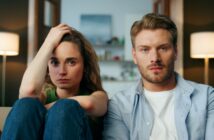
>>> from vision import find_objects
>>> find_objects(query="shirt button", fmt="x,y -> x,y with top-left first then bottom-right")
146,122 -> 150,126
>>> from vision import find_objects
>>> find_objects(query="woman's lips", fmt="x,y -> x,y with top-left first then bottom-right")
57,79 -> 69,83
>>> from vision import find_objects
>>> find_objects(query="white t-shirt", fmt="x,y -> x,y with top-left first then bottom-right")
144,88 -> 178,140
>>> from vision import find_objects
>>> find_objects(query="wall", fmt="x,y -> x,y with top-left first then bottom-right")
0,0 -> 28,106
61,0 -> 152,38
184,0 -> 214,86
61,0 -> 153,94
170,0 -> 183,75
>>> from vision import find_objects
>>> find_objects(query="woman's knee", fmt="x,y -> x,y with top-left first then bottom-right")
11,97 -> 46,119
47,99 -> 86,120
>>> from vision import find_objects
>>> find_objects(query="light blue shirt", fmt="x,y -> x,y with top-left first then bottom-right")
103,73 -> 214,140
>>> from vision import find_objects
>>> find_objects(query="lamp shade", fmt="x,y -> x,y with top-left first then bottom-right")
0,32 -> 19,56
190,32 -> 214,58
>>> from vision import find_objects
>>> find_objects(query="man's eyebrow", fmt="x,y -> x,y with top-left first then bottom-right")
136,45 -> 150,48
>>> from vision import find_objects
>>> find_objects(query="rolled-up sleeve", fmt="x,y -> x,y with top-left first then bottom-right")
102,98 -> 129,140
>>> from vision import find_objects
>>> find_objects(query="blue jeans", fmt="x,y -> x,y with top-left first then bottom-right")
1,98 -> 93,140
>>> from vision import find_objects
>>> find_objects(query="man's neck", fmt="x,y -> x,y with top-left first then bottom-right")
142,74 -> 177,92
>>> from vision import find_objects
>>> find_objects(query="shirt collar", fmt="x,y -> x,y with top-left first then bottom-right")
134,72 -> 194,97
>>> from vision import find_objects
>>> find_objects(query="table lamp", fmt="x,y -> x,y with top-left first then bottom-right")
190,32 -> 214,84
0,32 -> 19,106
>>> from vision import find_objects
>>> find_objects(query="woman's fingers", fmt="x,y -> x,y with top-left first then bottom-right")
43,24 -> 72,48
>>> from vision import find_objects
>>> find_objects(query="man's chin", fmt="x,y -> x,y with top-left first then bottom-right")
143,73 -> 166,83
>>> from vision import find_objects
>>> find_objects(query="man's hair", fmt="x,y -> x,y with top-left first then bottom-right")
130,13 -> 177,47
46,29 -> 104,94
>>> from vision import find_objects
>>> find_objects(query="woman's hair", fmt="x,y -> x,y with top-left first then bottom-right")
45,29 -> 104,94
130,13 -> 177,48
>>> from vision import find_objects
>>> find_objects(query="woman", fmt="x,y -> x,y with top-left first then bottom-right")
1,24 -> 108,140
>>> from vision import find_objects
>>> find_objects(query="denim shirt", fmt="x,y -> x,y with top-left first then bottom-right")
103,74 -> 214,140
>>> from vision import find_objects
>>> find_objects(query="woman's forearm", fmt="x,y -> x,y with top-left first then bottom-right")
19,44 -> 53,98
70,91 -> 108,117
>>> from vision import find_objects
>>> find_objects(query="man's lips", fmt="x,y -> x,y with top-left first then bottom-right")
149,66 -> 163,70
148,64 -> 164,72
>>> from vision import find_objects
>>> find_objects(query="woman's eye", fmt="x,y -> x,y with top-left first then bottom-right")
50,59 -> 59,66
67,60 -> 76,65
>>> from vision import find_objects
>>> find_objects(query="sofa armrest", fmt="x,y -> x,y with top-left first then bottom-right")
0,107 -> 11,131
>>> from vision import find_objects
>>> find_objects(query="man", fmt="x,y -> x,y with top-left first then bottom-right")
103,13 -> 214,140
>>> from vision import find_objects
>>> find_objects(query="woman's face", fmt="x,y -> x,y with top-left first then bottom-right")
48,41 -> 84,92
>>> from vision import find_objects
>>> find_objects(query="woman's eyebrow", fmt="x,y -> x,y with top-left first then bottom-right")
50,57 -> 57,60
66,57 -> 78,61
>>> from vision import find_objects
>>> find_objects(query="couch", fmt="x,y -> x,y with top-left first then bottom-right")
0,107 -> 11,131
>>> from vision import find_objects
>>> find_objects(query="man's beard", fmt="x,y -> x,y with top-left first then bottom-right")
140,61 -> 175,84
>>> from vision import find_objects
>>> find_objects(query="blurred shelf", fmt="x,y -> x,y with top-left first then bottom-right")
93,44 -> 124,49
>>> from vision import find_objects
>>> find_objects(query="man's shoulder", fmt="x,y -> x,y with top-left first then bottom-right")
108,80 -> 140,109
111,82 -> 138,99
177,74 -> 214,94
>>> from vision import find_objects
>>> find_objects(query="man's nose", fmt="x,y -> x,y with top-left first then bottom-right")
150,50 -> 160,63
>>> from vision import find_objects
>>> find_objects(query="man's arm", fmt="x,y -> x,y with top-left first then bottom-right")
205,86 -> 214,140
103,98 -> 129,140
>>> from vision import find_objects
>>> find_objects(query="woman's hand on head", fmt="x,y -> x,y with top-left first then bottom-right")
43,24 -> 72,48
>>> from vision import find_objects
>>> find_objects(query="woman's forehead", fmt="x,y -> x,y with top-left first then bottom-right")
52,42 -> 82,58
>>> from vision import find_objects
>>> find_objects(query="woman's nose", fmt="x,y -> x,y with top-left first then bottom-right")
59,64 -> 67,75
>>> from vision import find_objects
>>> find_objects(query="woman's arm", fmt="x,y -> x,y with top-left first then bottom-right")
71,91 -> 108,116
45,91 -> 108,117
19,24 -> 71,98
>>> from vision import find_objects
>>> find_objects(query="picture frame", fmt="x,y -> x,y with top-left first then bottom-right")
80,14 -> 112,45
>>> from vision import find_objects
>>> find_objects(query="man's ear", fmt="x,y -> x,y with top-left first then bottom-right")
132,47 -> 137,64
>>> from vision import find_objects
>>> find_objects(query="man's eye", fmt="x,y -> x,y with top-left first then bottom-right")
142,48 -> 148,52
140,48 -> 149,53
160,47 -> 168,52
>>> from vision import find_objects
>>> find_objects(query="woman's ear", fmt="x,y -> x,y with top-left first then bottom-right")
174,46 -> 178,60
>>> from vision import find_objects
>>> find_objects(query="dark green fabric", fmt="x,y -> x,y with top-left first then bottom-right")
45,89 -> 58,104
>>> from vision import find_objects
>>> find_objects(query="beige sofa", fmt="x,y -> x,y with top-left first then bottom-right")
0,107 -> 11,131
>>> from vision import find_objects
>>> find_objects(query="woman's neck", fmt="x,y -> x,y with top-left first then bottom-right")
56,88 -> 79,99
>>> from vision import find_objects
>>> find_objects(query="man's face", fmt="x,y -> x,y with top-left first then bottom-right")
132,29 -> 177,85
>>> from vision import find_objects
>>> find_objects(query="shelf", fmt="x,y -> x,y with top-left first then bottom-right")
94,44 -> 124,62
98,57 -> 124,62
93,44 -> 124,49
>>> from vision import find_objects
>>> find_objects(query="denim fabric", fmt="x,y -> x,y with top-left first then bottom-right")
44,99 -> 92,140
1,98 -> 92,140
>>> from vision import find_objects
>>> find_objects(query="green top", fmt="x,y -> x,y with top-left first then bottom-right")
45,89 -> 58,104
44,88 -> 89,104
